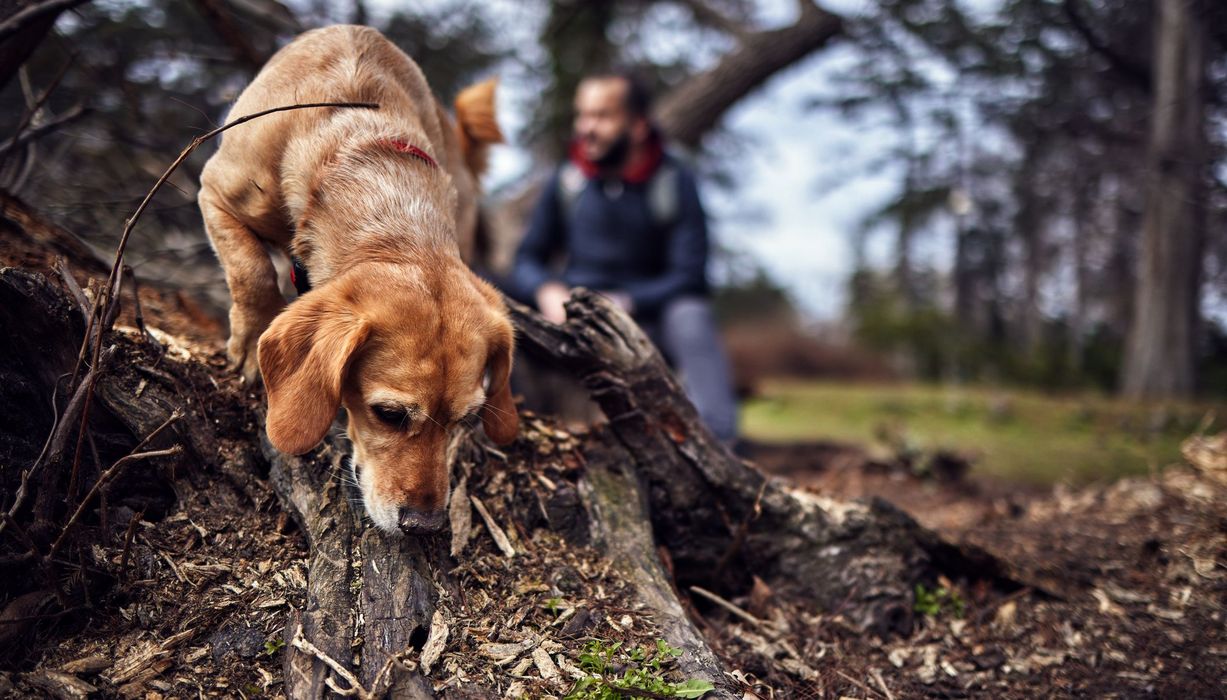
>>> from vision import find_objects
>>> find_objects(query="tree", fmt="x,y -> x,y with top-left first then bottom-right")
1120,0 -> 1208,398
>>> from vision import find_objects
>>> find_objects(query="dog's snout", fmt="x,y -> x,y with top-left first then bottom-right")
398,507 -> 446,535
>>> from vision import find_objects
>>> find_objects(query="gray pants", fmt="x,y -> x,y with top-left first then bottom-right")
640,296 -> 739,442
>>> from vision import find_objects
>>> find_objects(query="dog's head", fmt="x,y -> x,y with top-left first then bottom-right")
257,261 -> 518,534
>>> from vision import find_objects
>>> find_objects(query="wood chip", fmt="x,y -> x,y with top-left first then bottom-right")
479,638 -> 535,663
532,647 -> 561,684
470,495 -> 515,558
103,641 -> 170,684
450,477 -> 473,557
419,611 -> 449,675
59,654 -> 110,675
24,671 -> 97,699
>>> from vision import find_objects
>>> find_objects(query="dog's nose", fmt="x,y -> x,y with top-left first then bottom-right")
398,507 -> 446,535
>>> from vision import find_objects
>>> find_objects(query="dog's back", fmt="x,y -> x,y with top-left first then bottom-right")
200,25 -> 500,260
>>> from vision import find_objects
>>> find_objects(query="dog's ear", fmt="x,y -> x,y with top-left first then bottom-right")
480,326 -> 518,445
258,291 -> 369,455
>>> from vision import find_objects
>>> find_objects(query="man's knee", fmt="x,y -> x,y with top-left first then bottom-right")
661,296 -> 717,349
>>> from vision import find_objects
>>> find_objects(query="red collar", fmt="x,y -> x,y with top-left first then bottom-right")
568,132 -> 664,184
377,139 -> 438,168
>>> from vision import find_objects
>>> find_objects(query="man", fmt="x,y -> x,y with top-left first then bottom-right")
510,71 -> 738,442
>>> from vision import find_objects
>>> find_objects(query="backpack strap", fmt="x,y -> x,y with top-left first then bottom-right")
646,160 -> 679,230
557,161 -> 587,223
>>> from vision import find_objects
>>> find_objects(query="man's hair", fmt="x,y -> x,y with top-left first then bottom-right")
582,69 -> 653,118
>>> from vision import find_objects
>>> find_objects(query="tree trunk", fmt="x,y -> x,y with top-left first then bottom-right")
1120,0 -> 1207,398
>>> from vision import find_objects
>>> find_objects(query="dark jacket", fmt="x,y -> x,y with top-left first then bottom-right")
510,148 -> 709,319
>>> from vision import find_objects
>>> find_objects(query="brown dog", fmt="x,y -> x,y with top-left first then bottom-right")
198,25 -> 517,534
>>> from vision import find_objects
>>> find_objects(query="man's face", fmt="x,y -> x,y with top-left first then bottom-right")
574,77 -> 640,164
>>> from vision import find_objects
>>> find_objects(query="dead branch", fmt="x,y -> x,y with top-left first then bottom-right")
0,103 -> 88,156
48,410 -> 183,559
0,55 -> 73,174
655,0 -> 842,147
0,0 -> 91,42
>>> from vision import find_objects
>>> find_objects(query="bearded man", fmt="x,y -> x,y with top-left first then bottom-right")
510,71 -> 738,442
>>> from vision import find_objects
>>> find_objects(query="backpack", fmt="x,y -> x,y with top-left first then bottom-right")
557,159 -> 681,230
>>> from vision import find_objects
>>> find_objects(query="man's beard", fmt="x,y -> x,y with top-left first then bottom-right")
592,131 -> 631,170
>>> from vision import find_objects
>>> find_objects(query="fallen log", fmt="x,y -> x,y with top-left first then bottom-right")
0,260 -> 1014,697
509,291 -> 1016,636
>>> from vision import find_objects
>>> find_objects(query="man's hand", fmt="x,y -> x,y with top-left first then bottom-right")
535,282 -> 571,324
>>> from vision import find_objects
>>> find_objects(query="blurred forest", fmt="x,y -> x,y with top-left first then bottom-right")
1,0 -> 1225,400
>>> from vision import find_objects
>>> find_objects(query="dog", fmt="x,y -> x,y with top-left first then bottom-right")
198,25 -> 517,534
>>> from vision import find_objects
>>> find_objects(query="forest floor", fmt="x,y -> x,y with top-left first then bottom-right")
2,227 -> 1226,699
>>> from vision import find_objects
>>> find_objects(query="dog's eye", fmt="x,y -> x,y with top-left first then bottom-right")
371,404 -> 410,427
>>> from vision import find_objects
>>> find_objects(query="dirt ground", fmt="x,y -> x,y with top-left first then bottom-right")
2,222 -> 1226,698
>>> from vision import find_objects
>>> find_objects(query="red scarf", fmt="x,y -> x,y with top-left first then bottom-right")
568,131 -> 664,184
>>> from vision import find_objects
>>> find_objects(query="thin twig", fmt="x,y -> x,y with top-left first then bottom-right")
54,259 -> 90,318
100,99 -> 379,325
0,103 -> 88,156
290,624 -> 373,699
65,100 -> 379,436
66,343 -> 116,511
688,585 -> 765,628
871,668 -> 896,700
48,445 -> 182,559
48,410 -> 183,559
836,670 -> 885,698
0,371 -> 68,537
118,508 -> 144,582
0,54 -> 74,174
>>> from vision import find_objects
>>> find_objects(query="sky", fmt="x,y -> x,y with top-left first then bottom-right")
475,0 -> 914,322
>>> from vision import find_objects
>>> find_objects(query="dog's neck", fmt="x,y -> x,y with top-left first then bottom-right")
282,114 -> 461,286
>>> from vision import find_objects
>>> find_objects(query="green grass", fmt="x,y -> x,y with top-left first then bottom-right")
742,380 -> 1223,485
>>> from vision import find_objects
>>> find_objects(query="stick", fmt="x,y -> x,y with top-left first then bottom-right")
0,55 -> 73,174
48,410 -> 184,559
836,670 -> 885,699
688,585 -> 764,628
290,624 -> 374,700
870,668 -> 896,700
0,103 -> 88,156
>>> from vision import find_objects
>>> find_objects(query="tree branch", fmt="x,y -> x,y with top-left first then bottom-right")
0,0 -> 90,42
655,0 -> 843,147
0,103 -> 88,156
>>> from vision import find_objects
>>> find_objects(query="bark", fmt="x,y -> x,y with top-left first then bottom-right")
654,0 -> 842,148
1121,0 -> 1207,398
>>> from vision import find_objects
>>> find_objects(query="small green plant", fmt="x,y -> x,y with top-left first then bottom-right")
262,638 -> 286,657
565,639 -> 714,699
914,583 -> 966,618
544,596 -> 564,616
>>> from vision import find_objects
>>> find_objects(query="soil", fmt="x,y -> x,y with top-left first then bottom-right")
2,225 -> 1226,698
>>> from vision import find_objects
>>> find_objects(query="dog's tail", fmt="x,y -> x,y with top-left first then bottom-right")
454,78 -> 503,178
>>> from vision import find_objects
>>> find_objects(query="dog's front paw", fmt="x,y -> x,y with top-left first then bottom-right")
226,332 -> 263,385
227,304 -> 280,384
